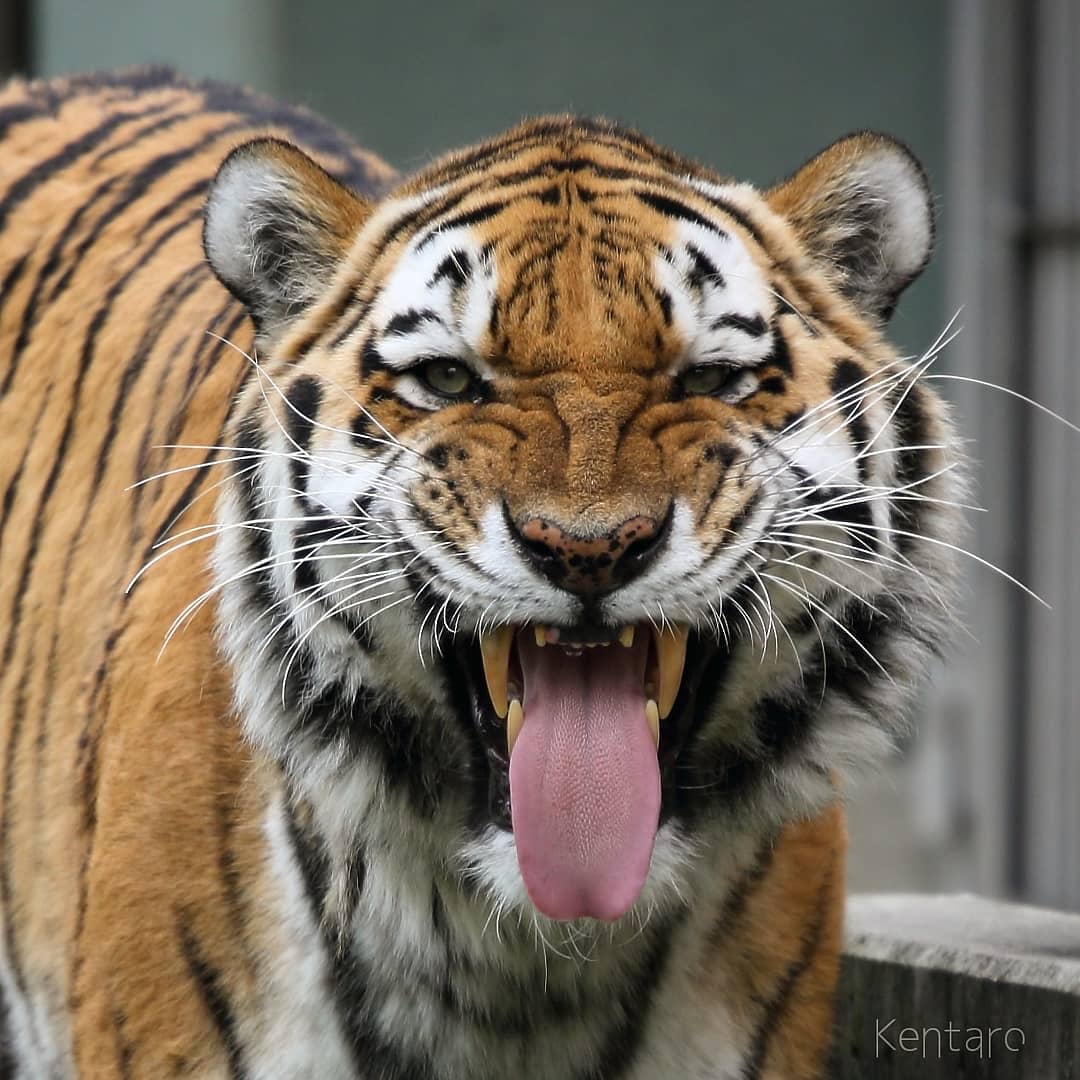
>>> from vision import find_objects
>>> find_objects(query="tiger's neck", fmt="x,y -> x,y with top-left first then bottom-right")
258,766 -> 758,1080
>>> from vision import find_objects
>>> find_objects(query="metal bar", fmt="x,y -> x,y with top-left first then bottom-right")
0,0 -> 31,77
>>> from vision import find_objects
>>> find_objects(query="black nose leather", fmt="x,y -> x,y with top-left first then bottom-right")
514,509 -> 671,593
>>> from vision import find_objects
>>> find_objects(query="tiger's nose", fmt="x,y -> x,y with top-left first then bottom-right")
514,510 -> 671,594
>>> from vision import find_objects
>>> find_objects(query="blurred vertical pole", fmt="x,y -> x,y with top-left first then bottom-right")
944,0 -> 1031,900
1024,0 -> 1080,909
0,0 -> 30,77
948,0 -> 1080,910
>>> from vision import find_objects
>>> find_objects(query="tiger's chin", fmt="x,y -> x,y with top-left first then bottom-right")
447,621 -> 724,922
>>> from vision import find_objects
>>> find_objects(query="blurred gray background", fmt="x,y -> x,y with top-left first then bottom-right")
2,0 -> 1076,910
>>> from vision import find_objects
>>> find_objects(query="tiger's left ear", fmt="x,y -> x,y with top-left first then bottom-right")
766,133 -> 933,322
204,137 -> 371,340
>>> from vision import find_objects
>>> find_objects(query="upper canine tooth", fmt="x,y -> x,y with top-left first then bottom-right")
618,626 -> 635,648
534,625 -> 547,648
654,625 -> 689,720
479,626 -> 514,718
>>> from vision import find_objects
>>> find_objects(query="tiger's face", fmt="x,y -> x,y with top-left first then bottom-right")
205,119 -> 957,924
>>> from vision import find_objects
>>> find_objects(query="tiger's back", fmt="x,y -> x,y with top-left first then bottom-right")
0,69 -> 958,1079
0,70 -> 392,1075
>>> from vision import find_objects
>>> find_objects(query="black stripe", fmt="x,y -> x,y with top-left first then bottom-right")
586,916 -> 682,1079
0,252 -> 31,384
0,102 -> 40,142
707,838 -> 778,949
0,263 -> 142,671
0,972 -> 15,1079
890,380 -> 931,554
0,666 -> 32,1006
110,1004 -> 136,1080
283,796 -> 331,922
289,670 -> 443,817
716,482 -> 762,539
830,358 -> 872,481
92,265 -> 204,491
150,302 -> 249,480
762,327 -> 793,375
428,251 -> 471,289
284,374 -> 322,496
326,947 -> 434,1080
0,387 -> 51,549
215,789 -> 254,977
712,313 -> 767,338
384,308 -> 441,337
1,175 -> 123,397
636,189 -> 730,241
418,198 -> 507,243
0,106 -> 169,234
131,176 -> 209,244
328,289 -> 381,349
177,914 -> 247,1079
44,123 -> 243,307
740,858 -> 834,1080
692,191 -> 768,248
90,103 -> 196,167
686,242 -> 727,288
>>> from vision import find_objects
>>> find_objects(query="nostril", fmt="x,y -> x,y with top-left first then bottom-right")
623,532 -> 661,563
614,507 -> 672,580
521,534 -> 561,565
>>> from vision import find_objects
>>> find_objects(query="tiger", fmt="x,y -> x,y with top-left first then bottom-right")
0,67 -> 961,1079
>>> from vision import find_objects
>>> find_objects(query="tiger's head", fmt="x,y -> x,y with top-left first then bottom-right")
204,118 -> 958,925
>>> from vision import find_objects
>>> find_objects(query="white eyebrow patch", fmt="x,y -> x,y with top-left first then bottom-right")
657,217 -> 776,373
367,225 -> 500,378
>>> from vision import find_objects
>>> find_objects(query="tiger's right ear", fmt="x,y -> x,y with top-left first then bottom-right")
204,138 -> 370,341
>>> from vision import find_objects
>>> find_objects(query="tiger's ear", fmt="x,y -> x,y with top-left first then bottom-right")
204,138 -> 370,340
765,133 -> 933,322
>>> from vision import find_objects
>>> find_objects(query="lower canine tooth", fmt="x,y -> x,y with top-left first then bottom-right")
645,699 -> 660,747
507,699 -> 524,754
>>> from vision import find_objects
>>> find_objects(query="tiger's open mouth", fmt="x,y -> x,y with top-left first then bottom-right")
451,622 -> 720,922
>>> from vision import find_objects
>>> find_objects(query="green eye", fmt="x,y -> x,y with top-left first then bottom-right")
680,364 -> 740,397
419,358 -> 476,399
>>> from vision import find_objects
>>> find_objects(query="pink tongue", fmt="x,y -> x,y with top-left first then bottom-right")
509,634 -> 660,922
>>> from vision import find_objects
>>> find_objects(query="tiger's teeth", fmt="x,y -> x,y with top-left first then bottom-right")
507,698 -> 524,754
618,626 -> 635,648
654,625 -> 690,719
645,699 -> 660,747
534,625 -> 547,648
479,626 -> 514,719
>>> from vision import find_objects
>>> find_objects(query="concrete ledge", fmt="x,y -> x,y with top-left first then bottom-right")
831,894 -> 1080,1078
